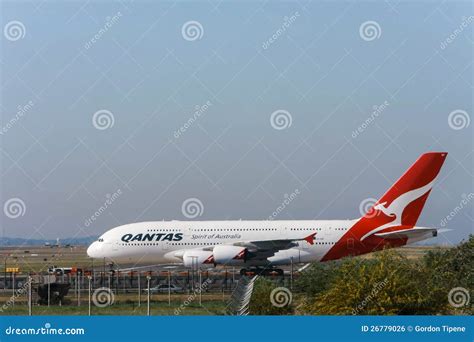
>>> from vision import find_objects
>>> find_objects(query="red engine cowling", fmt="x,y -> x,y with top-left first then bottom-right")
213,245 -> 247,265
182,250 -> 215,268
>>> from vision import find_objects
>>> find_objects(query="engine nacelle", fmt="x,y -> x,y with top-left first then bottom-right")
213,245 -> 247,265
182,250 -> 215,268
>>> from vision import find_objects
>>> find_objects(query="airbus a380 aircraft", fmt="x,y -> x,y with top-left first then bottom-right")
87,152 -> 447,273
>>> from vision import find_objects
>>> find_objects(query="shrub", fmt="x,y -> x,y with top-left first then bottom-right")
249,278 -> 294,315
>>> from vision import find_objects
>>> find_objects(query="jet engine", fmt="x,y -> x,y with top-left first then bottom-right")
182,250 -> 215,268
213,245 -> 247,265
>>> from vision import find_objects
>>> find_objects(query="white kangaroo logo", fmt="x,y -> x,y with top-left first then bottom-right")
360,179 -> 435,241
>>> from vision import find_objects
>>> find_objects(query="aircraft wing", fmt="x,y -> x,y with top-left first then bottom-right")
243,232 -> 317,249
203,233 -> 317,260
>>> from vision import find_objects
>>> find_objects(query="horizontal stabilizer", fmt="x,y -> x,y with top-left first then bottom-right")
374,227 -> 437,239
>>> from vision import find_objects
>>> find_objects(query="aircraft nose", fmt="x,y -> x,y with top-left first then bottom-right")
87,241 -> 102,258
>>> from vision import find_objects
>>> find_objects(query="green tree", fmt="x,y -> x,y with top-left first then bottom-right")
294,261 -> 339,297
305,250 -> 447,315
255,236 -> 472,315
422,235 -> 473,314
249,278 -> 294,315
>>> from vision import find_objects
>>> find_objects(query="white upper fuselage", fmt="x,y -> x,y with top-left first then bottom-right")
87,219 -> 356,266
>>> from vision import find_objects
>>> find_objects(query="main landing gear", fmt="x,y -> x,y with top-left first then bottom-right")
239,267 -> 284,276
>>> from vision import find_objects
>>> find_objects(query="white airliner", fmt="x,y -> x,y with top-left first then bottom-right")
87,152 -> 447,273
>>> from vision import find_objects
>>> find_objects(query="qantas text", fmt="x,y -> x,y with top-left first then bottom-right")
121,233 -> 183,243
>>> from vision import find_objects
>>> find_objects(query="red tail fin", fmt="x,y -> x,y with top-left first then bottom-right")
361,152 -> 447,239
321,152 -> 447,261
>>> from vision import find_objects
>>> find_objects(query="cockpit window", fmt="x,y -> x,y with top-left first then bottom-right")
98,238 -> 104,242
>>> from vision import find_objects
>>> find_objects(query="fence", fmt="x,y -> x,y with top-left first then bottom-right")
0,268 -> 295,315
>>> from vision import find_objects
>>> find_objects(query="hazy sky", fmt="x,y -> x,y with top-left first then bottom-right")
1,0 -> 472,245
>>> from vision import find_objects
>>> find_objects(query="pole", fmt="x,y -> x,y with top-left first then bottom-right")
290,257 -> 294,291
3,257 -> 6,290
138,272 -> 141,307
191,257 -> 196,291
77,273 -> 81,306
146,275 -> 151,316
12,272 -> 15,307
88,276 -> 91,316
47,273 -> 50,307
74,274 -> 77,303
222,266 -> 225,301
28,276 -> 32,316
168,271 -> 171,307
115,269 -> 119,295
199,269 -> 202,306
